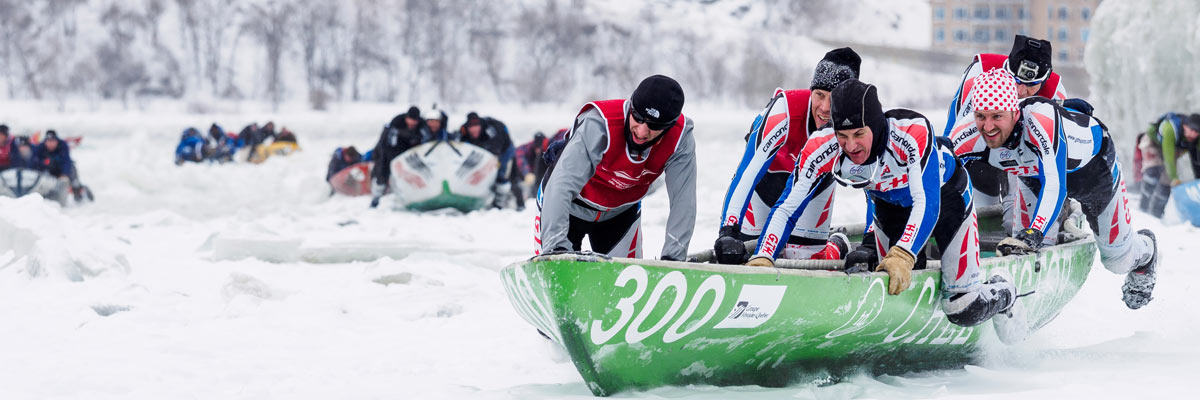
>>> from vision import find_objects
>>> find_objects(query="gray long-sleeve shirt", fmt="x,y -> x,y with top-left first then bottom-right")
539,105 -> 697,260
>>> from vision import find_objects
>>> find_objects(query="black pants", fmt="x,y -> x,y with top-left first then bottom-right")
1140,165 -> 1170,218
873,160 -> 971,268
566,204 -> 641,255
508,165 -> 525,208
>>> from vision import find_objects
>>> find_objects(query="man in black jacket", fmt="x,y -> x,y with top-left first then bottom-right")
370,106 -> 425,208
460,112 -> 516,209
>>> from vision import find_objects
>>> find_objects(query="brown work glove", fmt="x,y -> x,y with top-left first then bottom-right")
876,246 -> 916,295
746,256 -> 775,267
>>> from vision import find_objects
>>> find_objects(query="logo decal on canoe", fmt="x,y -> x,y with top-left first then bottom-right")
714,285 -> 787,329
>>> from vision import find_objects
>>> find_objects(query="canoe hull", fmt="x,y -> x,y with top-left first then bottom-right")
501,239 -> 1095,396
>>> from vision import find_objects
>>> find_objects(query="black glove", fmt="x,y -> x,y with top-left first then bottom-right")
997,228 -> 1044,255
369,197 -> 380,208
713,225 -> 748,264
844,231 -> 879,273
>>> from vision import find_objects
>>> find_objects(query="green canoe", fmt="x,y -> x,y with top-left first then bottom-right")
501,221 -> 1095,396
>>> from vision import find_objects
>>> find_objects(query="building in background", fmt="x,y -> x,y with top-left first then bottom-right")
930,0 -> 1102,65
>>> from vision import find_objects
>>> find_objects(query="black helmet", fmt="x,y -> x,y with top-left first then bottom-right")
1005,35 -> 1053,84
629,75 -> 685,131
1185,113 -> 1200,133
830,79 -> 888,165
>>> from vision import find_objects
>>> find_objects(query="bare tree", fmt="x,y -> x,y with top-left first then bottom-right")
97,2 -> 149,106
467,0 -> 506,101
514,0 -> 596,103
246,0 -> 294,111
350,0 -> 388,101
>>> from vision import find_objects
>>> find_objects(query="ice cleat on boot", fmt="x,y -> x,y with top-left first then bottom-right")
989,268 -> 1029,344
1122,229 -> 1158,310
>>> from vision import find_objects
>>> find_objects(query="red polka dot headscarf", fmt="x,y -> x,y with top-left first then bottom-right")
971,68 -> 1019,112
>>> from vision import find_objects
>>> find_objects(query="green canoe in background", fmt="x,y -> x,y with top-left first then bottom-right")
501,212 -> 1096,396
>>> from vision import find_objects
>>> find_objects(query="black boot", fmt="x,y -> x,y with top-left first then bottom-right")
1123,229 -> 1158,310
944,270 -> 1016,328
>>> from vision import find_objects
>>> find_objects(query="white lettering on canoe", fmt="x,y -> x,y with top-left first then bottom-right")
504,264 -> 563,343
825,278 -> 887,338
713,284 -> 788,329
590,265 -> 729,345
590,265 -> 649,345
883,276 -> 974,345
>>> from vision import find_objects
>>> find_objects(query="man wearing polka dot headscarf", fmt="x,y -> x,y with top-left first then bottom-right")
960,67 -> 1161,311
943,35 -> 1070,234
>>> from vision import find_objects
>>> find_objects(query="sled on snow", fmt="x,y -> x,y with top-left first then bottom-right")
249,141 -> 300,164
0,168 -> 71,206
329,161 -> 374,197
1172,180 -> 1200,227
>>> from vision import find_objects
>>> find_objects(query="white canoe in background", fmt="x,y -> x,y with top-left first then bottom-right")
389,140 -> 499,213
0,168 -> 68,206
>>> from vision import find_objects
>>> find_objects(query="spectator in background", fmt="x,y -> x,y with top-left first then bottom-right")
275,127 -> 298,144
205,123 -> 236,163
36,130 -> 88,201
176,127 -> 206,165
327,146 -> 363,182
370,106 -> 425,208
0,125 -> 13,171
459,112 -> 516,209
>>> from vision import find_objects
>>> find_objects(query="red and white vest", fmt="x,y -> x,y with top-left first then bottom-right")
0,137 -> 11,167
767,89 -> 815,173
577,99 -> 686,211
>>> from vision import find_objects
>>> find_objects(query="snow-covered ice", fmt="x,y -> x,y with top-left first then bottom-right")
0,101 -> 1196,400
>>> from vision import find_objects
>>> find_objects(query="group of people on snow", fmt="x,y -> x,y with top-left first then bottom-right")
326,104 -> 562,211
531,34 -> 1161,334
0,124 -> 92,202
175,121 -> 299,165
1132,112 -> 1200,218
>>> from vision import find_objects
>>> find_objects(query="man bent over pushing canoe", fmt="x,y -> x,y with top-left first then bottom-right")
536,75 -> 697,261
951,68 -> 1160,309
747,79 -> 1018,328
714,48 -> 863,264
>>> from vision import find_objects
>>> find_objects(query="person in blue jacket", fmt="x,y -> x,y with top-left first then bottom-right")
205,123 -> 237,163
176,127 -> 206,165
8,136 -> 41,170
36,130 -> 91,201
327,146 -> 363,182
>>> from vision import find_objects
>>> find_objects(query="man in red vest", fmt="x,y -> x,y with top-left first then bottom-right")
715,48 -> 861,264
536,75 -> 695,260
0,125 -> 13,171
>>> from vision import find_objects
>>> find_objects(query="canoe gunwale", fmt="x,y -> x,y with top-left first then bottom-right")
521,235 -> 1096,277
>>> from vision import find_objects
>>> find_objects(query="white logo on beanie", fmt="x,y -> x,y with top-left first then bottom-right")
646,108 -> 660,118
842,118 -> 853,127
